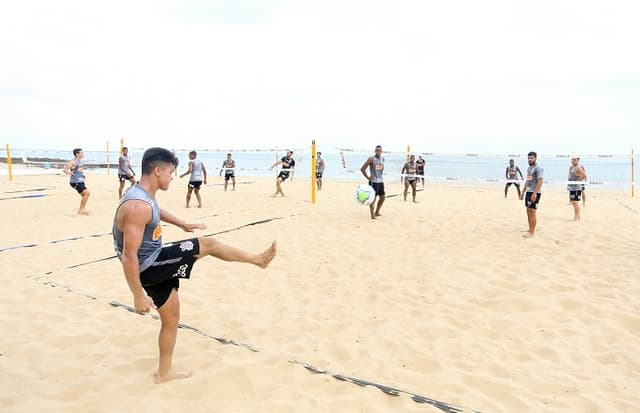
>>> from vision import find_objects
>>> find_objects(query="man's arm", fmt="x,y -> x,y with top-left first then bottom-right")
517,167 -> 524,180
202,164 -> 207,184
159,208 -> 206,232
180,161 -> 193,178
270,160 -> 282,170
119,200 -> 153,313
505,167 -> 509,179
534,177 -> 543,194
360,158 -> 372,181
63,160 -> 75,176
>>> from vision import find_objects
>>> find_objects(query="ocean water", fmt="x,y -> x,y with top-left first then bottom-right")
5,148 -> 639,189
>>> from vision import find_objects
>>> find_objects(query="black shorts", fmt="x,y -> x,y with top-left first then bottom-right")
569,190 -> 582,202
369,182 -> 385,196
316,172 -> 323,178
188,181 -> 203,189
278,171 -> 290,181
118,173 -> 134,182
525,192 -> 541,209
224,172 -> 235,181
506,181 -> 520,187
140,238 -> 200,308
70,182 -> 87,194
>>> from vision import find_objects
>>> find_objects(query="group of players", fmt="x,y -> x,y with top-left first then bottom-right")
56,145 -> 590,385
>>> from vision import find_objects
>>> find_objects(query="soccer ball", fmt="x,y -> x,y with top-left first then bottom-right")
354,184 -> 376,205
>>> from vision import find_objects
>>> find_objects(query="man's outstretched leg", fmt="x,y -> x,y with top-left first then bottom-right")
197,238 -> 277,268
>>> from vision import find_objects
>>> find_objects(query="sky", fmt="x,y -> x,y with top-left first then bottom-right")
1,0 -> 639,155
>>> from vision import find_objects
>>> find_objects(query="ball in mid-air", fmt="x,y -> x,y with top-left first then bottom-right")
354,184 -> 376,205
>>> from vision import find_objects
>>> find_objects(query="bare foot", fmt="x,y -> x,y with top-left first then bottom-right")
522,232 -> 534,238
154,370 -> 192,384
257,241 -> 277,268
78,210 -> 89,215
374,213 -> 382,217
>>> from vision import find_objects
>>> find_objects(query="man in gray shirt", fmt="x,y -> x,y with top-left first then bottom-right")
118,147 -> 136,198
567,156 -> 586,221
360,145 -> 385,219
519,151 -> 544,237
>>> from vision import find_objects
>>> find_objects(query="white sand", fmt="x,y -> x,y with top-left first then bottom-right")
1,171 -> 639,412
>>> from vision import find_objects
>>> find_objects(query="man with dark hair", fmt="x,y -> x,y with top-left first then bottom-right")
113,147 -> 277,384
179,150 -> 207,208
315,152 -> 325,190
118,147 -> 136,198
270,150 -> 295,197
504,158 -> 524,198
219,153 -> 236,191
567,156 -> 586,221
360,145 -> 385,219
520,151 -> 544,237
63,148 -> 90,214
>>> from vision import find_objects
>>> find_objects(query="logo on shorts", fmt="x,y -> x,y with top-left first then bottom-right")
180,241 -> 194,252
173,264 -> 188,278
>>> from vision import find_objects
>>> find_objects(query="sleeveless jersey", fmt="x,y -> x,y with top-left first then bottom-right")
506,165 -> 518,180
369,156 -> 384,183
404,161 -> 418,180
189,160 -> 204,182
112,185 -> 162,272
568,166 -> 582,191
316,158 -> 324,174
70,159 -> 85,183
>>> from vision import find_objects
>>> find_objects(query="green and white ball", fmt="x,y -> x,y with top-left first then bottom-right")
354,184 -> 376,205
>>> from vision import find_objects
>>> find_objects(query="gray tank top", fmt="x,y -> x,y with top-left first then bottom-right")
70,159 -> 85,183
568,166 -> 582,191
369,156 -> 384,183
118,155 -> 132,175
112,185 -> 162,272
190,160 -> 204,182
316,158 -> 324,174
506,166 -> 518,180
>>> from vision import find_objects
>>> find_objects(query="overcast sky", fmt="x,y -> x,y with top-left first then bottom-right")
1,0 -> 638,154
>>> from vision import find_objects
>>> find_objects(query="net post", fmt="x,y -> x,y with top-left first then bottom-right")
5,144 -> 13,182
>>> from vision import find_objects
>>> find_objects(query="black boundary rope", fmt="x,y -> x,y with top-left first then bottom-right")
108,301 -> 259,352
66,216 -> 283,269
288,360 -> 481,413
385,188 -> 425,199
617,198 -> 639,216
1,232 -> 112,253
0,193 -> 48,201
28,272 -> 484,412
3,187 -> 53,194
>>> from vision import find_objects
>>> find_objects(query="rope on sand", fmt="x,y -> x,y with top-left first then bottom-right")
617,198 -> 639,215
288,360 -> 482,413
109,301 -> 259,352
66,216 -> 284,269
1,232 -> 112,254
31,272 -> 483,412
0,193 -> 48,200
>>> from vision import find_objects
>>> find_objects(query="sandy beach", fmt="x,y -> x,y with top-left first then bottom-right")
1,168 -> 639,412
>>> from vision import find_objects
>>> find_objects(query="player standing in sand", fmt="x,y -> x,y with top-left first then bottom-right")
220,153 -> 236,191
118,147 -> 136,198
179,150 -> 207,208
401,154 -> 419,202
567,156 -> 586,221
504,158 -> 524,198
520,151 -> 544,237
63,148 -> 90,215
270,150 -> 295,197
113,147 -> 277,384
360,145 -> 386,219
